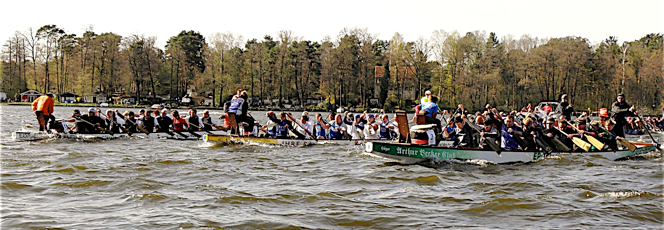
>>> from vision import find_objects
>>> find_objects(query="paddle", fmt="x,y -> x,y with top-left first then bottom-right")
203,121 -> 227,131
187,123 -> 210,135
99,113 -> 132,135
73,116 -> 114,135
635,109 -> 659,146
286,113 -> 316,140
592,123 -> 636,152
116,112 -> 150,135
565,121 -> 605,150
555,127 -> 592,152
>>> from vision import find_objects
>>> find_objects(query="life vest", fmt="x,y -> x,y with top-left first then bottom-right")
228,98 -> 245,116
187,116 -> 200,131
315,121 -> 326,138
276,120 -> 290,137
142,116 -> 155,133
379,123 -> 391,139
328,122 -> 343,139
156,116 -> 173,132
172,117 -> 187,131
202,116 -> 213,130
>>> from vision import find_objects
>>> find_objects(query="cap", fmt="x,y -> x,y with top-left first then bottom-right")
599,108 -> 609,118
355,114 -> 361,119
617,93 -> 625,97
302,111 -> 309,117
425,90 -> 431,95
73,109 -> 81,114
368,114 -> 375,118
203,110 -> 209,114
88,108 -> 96,113
561,94 -> 568,99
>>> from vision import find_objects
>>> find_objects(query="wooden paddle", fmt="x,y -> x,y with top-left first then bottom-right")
635,110 -> 659,147
555,127 -> 591,152
286,113 -> 316,140
593,124 -> 636,152
565,121 -> 605,150
100,113 -> 132,135
73,116 -> 114,135
116,112 -> 150,135
188,123 -> 211,135
203,121 -> 227,131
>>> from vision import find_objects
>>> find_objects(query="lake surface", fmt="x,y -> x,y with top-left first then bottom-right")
1,105 -> 662,229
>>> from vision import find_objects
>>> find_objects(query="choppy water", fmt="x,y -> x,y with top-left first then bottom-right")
1,105 -> 662,229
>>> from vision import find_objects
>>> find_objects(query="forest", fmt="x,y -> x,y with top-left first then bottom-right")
1,25 -> 662,112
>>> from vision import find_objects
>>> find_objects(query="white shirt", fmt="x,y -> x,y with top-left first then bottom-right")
363,121 -> 378,140
295,119 -> 314,135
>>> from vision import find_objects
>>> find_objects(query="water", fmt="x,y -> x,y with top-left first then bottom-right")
1,105 -> 662,229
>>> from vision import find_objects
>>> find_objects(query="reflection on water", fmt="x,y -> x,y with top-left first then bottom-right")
1,105 -> 662,229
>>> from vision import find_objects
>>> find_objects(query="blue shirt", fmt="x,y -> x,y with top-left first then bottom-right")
500,124 -> 519,150
420,102 -> 439,118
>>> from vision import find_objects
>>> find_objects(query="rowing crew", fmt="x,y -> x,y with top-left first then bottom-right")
255,111 -> 398,140
47,108 -> 224,134
428,93 -> 653,152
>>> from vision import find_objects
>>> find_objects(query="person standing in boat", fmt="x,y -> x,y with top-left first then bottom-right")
556,94 -> 575,120
155,109 -> 173,132
31,93 -> 54,132
611,93 -> 635,137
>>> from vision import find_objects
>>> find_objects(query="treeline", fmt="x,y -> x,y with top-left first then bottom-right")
1,25 -> 662,112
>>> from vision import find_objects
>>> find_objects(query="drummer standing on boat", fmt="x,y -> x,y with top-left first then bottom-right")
610,93 -> 635,137
31,93 -> 54,132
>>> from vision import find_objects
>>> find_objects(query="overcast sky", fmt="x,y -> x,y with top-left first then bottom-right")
1,0 -> 662,48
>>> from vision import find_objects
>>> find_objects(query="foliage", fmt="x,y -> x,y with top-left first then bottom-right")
1,26 -> 662,113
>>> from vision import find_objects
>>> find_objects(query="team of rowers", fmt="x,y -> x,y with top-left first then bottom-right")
31,89 -> 661,150
422,92 -> 661,152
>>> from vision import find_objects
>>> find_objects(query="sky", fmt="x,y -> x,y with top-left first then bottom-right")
1,0 -> 662,48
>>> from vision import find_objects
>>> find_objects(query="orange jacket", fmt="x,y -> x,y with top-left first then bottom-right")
31,95 -> 54,116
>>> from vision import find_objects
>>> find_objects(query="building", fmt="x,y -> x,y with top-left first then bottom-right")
84,92 -> 107,103
19,90 -> 42,102
58,92 -> 78,103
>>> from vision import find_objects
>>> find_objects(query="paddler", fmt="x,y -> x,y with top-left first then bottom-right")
378,114 -> 397,140
77,108 -> 107,134
155,109 -> 173,132
171,110 -> 188,132
31,93 -> 54,132
450,116 -> 477,148
324,114 -> 346,140
123,111 -> 138,133
500,115 -> 523,150
104,110 -> 123,133
479,119 -> 499,150
313,113 -> 327,139
363,114 -> 379,140
140,109 -> 156,133
292,111 -> 314,137
186,108 -> 203,131
590,120 -> 620,151
346,114 -> 365,139
201,110 -> 217,131
610,93 -> 635,137
275,112 -> 292,138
